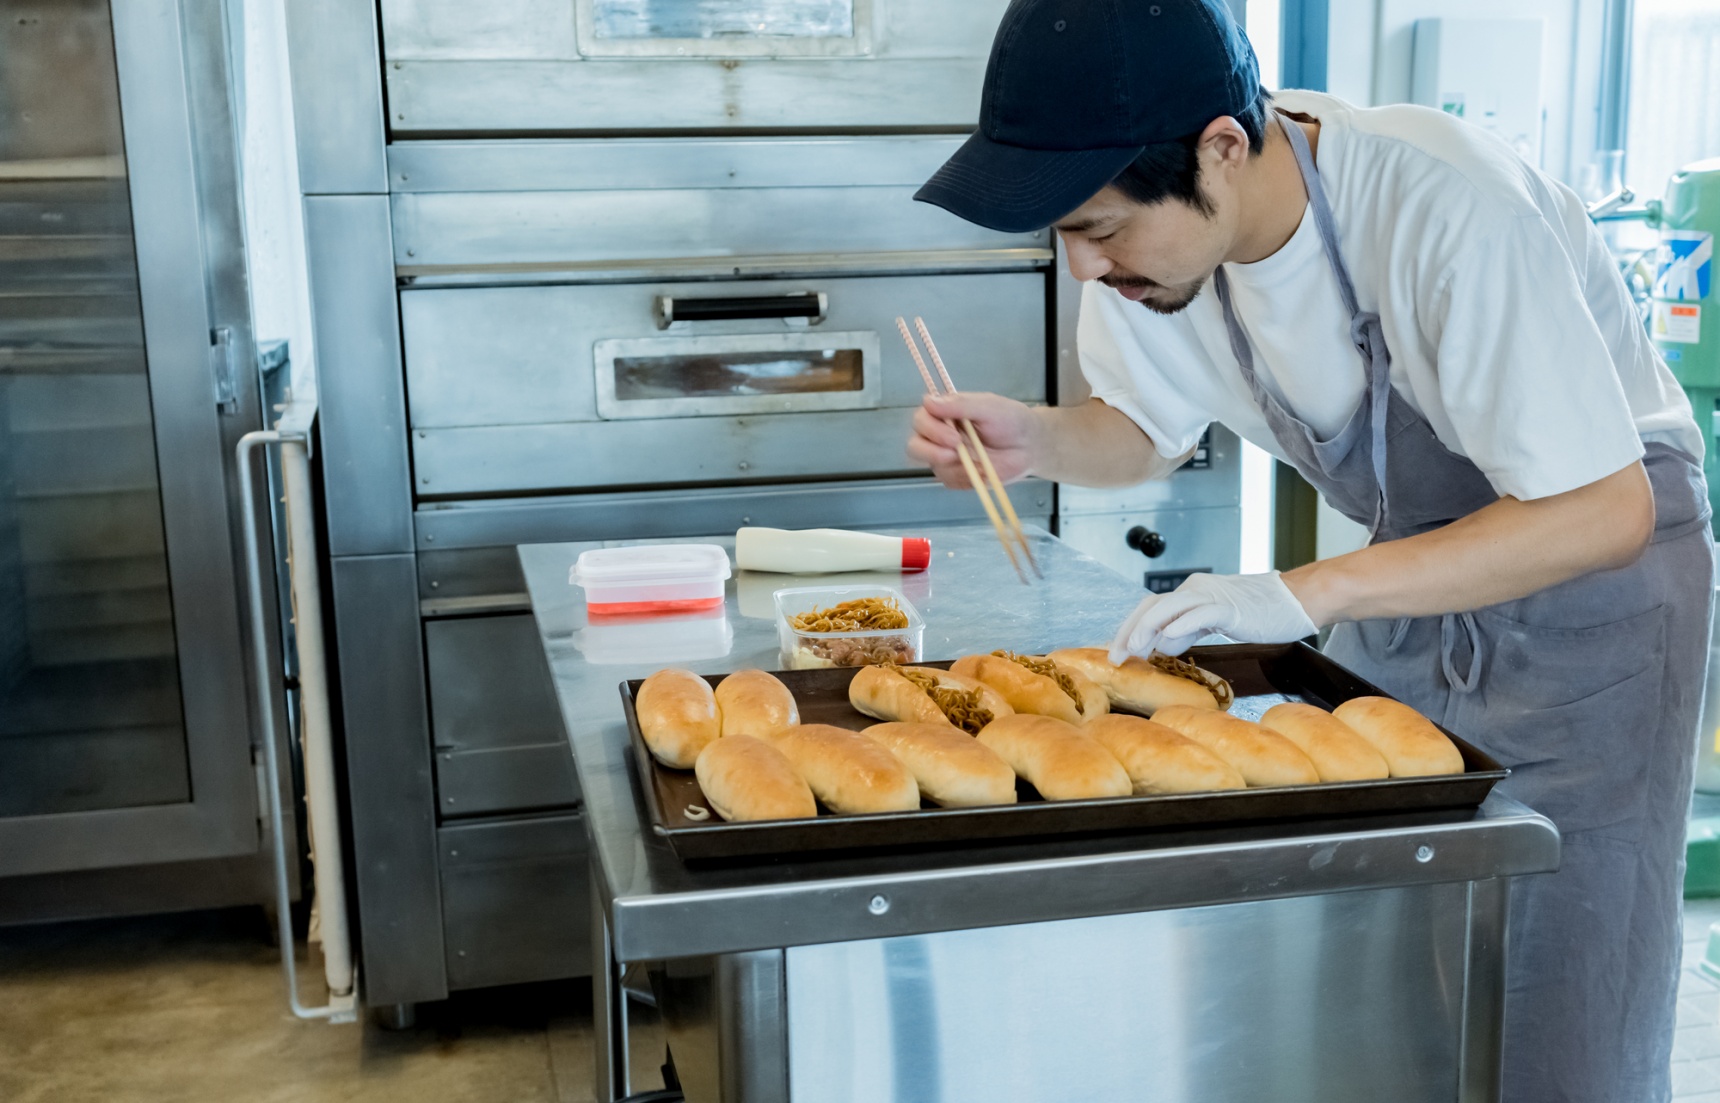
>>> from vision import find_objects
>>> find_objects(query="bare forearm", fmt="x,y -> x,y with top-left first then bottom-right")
1029,399 -> 1186,487
1284,461 -> 1655,626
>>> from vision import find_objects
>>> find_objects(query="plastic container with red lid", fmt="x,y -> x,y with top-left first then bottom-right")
570,544 -> 731,617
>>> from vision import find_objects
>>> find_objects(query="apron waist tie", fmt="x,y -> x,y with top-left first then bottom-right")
1439,611 -> 1484,695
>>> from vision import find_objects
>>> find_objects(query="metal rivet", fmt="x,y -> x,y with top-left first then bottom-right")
457,950 -> 467,957
400,174 -> 409,182
739,461 -> 750,471
406,248 -> 415,257
1149,5 -> 1161,14
1416,845 -> 1434,863
396,113 -> 404,120
741,516 -> 751,525
449,849 -> 458,857
868,894 -> 889,915
1054,18 -> 1066,30
425,534 -> 434,542
430,580 -> 440,588
446,797 -> 456,804
421,478 -> 430,485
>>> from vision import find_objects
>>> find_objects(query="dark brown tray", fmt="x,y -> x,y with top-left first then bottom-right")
620,642 -> 1508,862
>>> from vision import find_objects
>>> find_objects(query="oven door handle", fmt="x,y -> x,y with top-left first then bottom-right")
654,291 -> 827,328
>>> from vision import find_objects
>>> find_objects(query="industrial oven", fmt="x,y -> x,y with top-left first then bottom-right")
285,0 -> 1242,1013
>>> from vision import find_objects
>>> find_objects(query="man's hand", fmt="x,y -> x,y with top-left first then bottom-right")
1109,572 -> 1317,662
907,393 -> 1041,490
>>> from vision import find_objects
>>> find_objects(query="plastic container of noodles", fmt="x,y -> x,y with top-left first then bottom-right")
772,585 -> 924,670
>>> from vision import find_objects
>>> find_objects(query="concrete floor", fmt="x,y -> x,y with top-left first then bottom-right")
0,907 -> 668,1103
7,901 -> 1720,1101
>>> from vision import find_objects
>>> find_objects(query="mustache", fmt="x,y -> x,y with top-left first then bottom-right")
1100,273 -> 1160,290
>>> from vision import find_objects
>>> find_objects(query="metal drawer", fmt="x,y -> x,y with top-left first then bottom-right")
439,814 -> 592,988
425,614 -> 580,817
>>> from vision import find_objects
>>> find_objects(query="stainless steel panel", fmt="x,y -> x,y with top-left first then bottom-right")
283,0 -> 388,195
381,0 -> 1007,132
330,553 -> 447,1005
653,952 -> 789,1103
519,532 -> 1562,964
1057,506 -> 1244,587
426,615 -> 580,817
439,814 -> 592,988
416,409 -> 915,496
1057,425 -> 1244,513
784,886 -> 1469,1103
392,187 -> 1047,274
578,0 -> 868,58
303,196 -> 414,556
1460,879 -> 1510,1102
400,273 -> 1044,432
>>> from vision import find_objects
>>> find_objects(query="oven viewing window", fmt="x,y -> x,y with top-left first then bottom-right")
594,332 -> 881,419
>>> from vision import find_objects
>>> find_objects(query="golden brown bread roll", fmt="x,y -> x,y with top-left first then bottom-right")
1151,705 -> 1320,787
714,669 -> 799,739
1259,702 -> 1390,782
636,668 -> 720,769
1046,648 -> 1225,713
862,722 -> 1017,807
1082,713 -> 1245,794
1332,696 -> 1465,777
951,653 -> 1096,726
848,665 -> 1011,733
772,723 -> 921,814
975,714 -> 1131,801
693,735 -> 817,822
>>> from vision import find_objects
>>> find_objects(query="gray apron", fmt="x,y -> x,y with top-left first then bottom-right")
1211,112 -> 1714,1103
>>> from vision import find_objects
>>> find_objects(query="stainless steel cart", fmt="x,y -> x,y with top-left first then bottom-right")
520,527 -> 1559,1103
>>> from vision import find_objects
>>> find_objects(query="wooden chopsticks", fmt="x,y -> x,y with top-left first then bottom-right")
896,315 -> 1042,583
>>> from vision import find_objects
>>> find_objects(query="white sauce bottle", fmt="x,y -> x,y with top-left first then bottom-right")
735,527 -> 931,574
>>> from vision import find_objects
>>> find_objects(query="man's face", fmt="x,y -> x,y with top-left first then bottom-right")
1053,182 -> 1237,316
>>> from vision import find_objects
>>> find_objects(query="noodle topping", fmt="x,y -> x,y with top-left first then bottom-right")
889,664 -> 993,734
789,596 -> 910,633
993,650 -> 1085,714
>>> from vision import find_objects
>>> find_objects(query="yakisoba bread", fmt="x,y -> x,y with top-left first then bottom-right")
951,652 -> 1108,725
635,668 -> 721,769
975,714 -> 1131,801
1259,702 -> 1389,782
1046,648 -> 1230,714
1082,713 -> 1245,794
714,669 -> 799,739
693,735 -> 817,821
848,664 -> 1012,734
772,723 -> 921,814
1333,696 -> 1465,777
1151,705 -> 1320,787
862,722 -> 1017,808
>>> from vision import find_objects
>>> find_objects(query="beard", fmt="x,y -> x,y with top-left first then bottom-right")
1102,272 -> 1209,316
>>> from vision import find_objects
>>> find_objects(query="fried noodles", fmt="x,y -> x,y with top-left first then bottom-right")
889,664 -> 994,734
1148,653 -> 1235,709
789,596 -> 909,633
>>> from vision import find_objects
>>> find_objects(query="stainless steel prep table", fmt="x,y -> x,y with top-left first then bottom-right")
520,526 -> 1560,1103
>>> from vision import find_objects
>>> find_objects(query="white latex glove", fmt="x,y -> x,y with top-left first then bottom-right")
1108,571 -> 1318,663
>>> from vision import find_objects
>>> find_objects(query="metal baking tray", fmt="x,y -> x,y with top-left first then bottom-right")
619,642 -> 1509,862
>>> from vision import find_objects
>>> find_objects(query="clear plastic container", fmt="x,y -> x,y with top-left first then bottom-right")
773,584 -> 925,671
574,606 -> 734,665
570,544 -> 731,617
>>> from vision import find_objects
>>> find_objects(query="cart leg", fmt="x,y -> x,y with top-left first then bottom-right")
1458,878 -> 1510,1102
593,858 -> 626,1103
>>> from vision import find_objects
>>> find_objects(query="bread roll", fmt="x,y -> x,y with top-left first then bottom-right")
636,668 -> 720,769
1259,702 -> 1390,782
975,714 -> 1131,801
1332,696 -> 1465,777
1151,705 -> 1320,787
848,665 -> 1011,733
693,735 -> 817,821
1082,713 -> 1244,794
1046,648 -> 1223,714
951,653 -> 1089,726
715,669 -> 799,739
862,722 -> 1017,807
772,723 -> 921,814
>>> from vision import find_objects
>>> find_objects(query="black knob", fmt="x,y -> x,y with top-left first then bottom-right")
1126,526 -> 1167,558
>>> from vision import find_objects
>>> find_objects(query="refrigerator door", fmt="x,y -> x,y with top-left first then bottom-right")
0,0 -> 259,874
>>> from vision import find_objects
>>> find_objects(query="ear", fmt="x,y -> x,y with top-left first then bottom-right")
1196,115 -> 1252,177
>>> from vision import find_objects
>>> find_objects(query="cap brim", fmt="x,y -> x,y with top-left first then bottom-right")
914,132 -> 1144,234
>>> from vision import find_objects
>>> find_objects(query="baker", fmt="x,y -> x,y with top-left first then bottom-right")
905,1 -> 1713,1099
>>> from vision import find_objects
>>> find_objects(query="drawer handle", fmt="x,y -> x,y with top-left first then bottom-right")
654,291 -> 827,329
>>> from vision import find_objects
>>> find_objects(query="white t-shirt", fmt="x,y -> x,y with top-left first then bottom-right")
1077,90 -> 1701,502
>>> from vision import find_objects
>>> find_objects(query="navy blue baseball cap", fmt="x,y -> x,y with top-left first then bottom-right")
916,0 -> 1260,233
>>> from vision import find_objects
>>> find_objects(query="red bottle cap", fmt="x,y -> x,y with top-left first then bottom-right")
901,537 -> 932,571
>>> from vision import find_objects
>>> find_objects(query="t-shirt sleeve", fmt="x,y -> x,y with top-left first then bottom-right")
1425,212 -> 1645,500
1076,281 -> 1215,460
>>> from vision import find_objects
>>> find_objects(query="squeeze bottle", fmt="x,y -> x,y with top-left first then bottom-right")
734,527 -> 932,574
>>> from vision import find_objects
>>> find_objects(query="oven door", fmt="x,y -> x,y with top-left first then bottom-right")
593,330 -> 882,421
